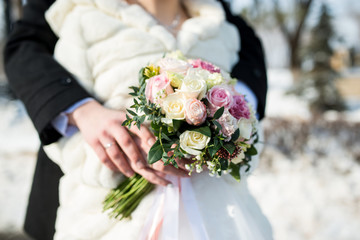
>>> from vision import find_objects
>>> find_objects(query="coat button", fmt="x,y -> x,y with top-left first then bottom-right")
60,77 -> 72,85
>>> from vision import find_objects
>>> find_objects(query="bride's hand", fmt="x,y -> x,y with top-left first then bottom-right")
68,100 -> 189,186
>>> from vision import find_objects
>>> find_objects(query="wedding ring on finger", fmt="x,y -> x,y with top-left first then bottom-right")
104,142 -> 115,149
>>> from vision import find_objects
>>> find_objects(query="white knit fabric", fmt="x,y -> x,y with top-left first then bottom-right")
44,0 -> 273,239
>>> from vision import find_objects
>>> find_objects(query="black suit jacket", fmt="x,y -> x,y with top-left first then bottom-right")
4,0 -> 267,239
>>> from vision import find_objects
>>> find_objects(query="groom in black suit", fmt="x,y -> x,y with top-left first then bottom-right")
4,0 -> 267,239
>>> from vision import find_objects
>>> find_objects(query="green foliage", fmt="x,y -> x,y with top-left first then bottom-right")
148,140 -> 163,164
192,126 -> 212,138
213,107 -> 224,119
223,142 -> 236,155
229,162 -> 241,182
245,145 -> 258,156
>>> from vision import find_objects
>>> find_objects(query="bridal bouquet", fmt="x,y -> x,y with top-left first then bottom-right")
103,51 -> 259,220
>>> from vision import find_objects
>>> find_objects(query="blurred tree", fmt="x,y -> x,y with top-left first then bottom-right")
290,4 -> 345,113
240,0 -> 313,74
273,0 -> 313,72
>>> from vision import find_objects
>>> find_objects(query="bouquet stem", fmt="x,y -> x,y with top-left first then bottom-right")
103,174 -> 154,220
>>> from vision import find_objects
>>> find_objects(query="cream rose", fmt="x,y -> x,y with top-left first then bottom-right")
161,92 -> 186,120
179,68 -> 207,100
179,131 -> 210,156
231,151 -> 245,164
206,72 -> 224,89
238,118 -> 253,139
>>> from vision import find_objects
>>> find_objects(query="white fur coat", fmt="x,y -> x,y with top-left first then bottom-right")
43,0 -> 271,239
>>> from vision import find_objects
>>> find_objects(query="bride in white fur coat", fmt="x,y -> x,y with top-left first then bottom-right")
44,0 -> 273,239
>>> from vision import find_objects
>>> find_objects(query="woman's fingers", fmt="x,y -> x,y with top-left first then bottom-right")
112,126 -> 173,185
136,167 -> 170,186
133,134 -> 190,178
129,124 -> 156,151
91,140 -> 118,171
99,138 -> 135,177
176,158 -> 193,171
112,126 -> 147,170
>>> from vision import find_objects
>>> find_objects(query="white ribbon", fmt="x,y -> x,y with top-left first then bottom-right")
180,178 -> 210,240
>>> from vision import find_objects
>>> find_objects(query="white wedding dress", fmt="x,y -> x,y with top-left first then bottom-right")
44,0 -> 273,239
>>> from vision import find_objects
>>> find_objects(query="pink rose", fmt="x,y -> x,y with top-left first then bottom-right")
218,109 -> 238,141
229,95 -> 250,120
206,85 -> 233,117
157,58 -> 191,75
190,59 -> 220,73
145,74 -> 174,104
185,99 -> 207,126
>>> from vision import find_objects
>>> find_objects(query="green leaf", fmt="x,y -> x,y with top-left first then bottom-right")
143,107 -> 151,115
161,132 -> 171,142
213,120 -> 222,130
127,109 -> 137,116
148,140 -> 163,164
202,98 -> 209,106
223,142 -> 236,155
213,107 -> 224,119
246,145 -> 258,156
151,121 -> 160,131
192,126 -> 211,138
229,162 -> 241,182
129,86 -> 139,92
253,132 -> 259,144
162,152 -> 170,160
121,119 -> 130,127
172,119 -> 183,132
219,158 -> 229,170
231,129 -> 240,142
208,144 -> 221,157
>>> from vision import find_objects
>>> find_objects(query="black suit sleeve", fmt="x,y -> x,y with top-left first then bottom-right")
219,0 -> 268,120
4,0 -> 92,144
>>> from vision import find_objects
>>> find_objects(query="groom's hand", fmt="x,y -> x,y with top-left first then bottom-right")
68,100 -> 188,186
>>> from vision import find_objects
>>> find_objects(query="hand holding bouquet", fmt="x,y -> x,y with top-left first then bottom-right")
103,51 -> 259,219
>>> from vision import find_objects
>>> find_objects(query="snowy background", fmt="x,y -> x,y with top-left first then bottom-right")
0,0 -> 360,239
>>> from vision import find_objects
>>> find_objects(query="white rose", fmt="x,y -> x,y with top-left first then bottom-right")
238,118 -> 253,139
178,68 -> 207,100
161,92 -> 186,120
179,131 -> 210,156
157,57 -> 191,75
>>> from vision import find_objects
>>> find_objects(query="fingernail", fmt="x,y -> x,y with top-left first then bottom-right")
147,138 -> 156,146
136,161 -> 145,169
126,171 -> 134,177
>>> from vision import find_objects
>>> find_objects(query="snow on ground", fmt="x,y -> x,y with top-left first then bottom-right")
0,98 -> 38,236
0,68 -> 359,239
